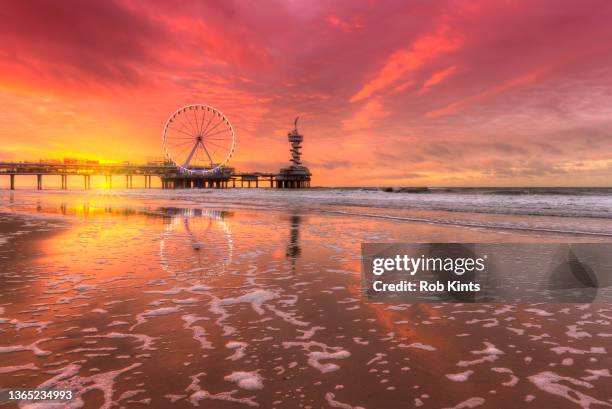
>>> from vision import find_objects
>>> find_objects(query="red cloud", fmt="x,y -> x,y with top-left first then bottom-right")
350,22 -> 463,102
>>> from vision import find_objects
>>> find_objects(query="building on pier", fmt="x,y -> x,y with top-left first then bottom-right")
160,166 -> 234,189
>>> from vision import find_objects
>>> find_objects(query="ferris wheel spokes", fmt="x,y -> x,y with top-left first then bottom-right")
163,105 -> 235,175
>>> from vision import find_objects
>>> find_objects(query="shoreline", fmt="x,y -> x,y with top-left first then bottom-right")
3,189 -> 612,239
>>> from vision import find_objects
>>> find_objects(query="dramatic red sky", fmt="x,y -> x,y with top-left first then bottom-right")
1,0 -> 611,186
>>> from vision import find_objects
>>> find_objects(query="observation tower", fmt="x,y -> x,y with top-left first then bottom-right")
276,117 -> 311,188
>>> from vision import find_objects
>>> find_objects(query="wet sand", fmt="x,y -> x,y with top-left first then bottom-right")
0,190 -> 611,408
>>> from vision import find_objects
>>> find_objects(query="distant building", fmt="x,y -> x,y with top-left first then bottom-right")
62,158 -> 99,165
146,156 -> 168,166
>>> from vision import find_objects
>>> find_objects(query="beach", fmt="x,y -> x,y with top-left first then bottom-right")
1,188 -> 611,408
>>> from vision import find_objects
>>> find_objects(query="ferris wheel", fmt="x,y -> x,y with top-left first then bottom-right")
162,105 -> 236,174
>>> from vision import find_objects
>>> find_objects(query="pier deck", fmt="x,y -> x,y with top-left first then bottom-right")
0,162 -> 296,190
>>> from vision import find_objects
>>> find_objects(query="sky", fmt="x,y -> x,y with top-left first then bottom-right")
1,0 -> 612,186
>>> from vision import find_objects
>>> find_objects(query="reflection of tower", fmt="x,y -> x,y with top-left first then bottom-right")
276,117 -> 312,188
286,214 -> 302,272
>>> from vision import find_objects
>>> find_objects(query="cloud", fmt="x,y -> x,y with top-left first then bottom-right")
418,65 -> 457,94
424,65 -> 550,118
342,99 -> 389,131
326,15 -> 353,32
350,22 -> 463,102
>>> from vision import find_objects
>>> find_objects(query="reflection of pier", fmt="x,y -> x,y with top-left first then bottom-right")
159,208 -> 234,278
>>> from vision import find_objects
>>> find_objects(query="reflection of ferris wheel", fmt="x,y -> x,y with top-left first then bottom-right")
162,105 -> 236,175
159,209 -> 233,277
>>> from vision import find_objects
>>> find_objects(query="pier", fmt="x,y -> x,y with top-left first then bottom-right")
0,162 -> 298,190
1,109 -> 312,190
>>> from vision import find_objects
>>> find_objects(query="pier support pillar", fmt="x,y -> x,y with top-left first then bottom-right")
10,174 -> 15,190
37,174 -> 42,190
255,179 -> 259,188
232,179 -> 236,188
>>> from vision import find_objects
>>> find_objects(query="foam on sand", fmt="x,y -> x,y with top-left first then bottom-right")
187,372 -> 258,407
224,371 -> 264,390
325,392 -> 366,409
20,362 -> 142,409
182,314 -> 213,350
145,284 -> 210,295
446,370 -> 474,382
210,289 -> 277,336
0,363 -> 39,373
399,342 -> 437,352
283,341 -> 351,374
528,371 -> 612,408
457,342 -> 504,367
442,397 -> 486,409
582,369 -> 611,381
0,338 -> 52,356
87,332 -> 158,350
131,306 -> 181,330
217,289 -> 278,315
491,367 -> 519,387
226,341 -> 248,361
297,326 -> 325,340
550,346 -> 606,355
